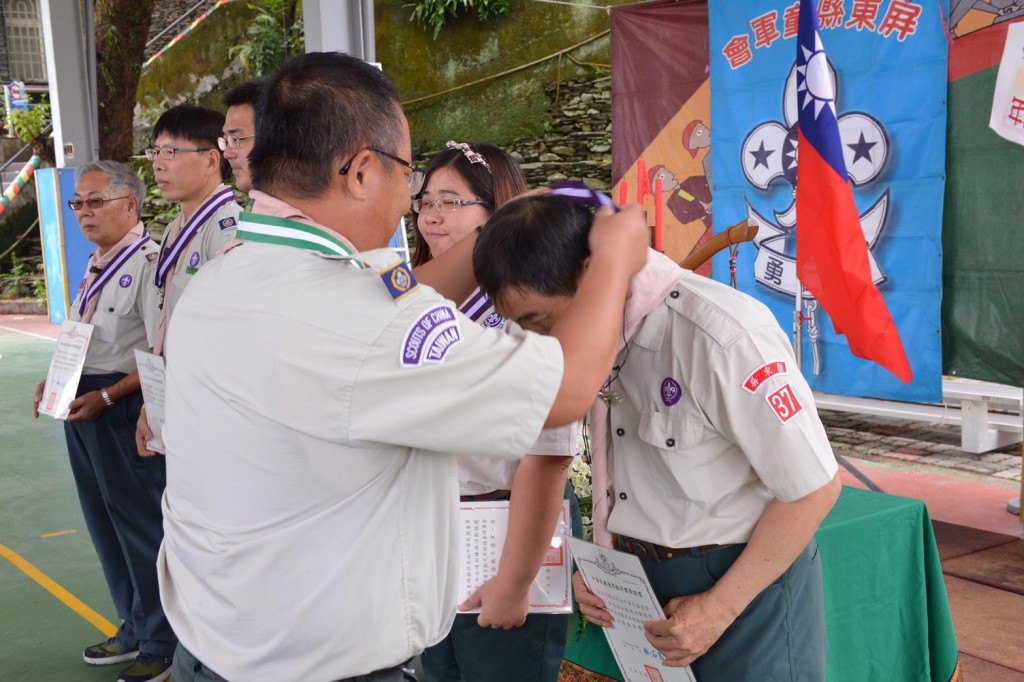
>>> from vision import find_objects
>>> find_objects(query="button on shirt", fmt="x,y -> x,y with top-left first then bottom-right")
158,193 -> 565,682
605,273 -> 837,548
70,240 -> 161,374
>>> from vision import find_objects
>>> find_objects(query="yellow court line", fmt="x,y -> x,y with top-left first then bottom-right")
41,529 -> 77,538
0,543 -> 116,637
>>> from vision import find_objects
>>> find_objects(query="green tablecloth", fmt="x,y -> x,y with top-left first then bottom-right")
561,487 -> 961,682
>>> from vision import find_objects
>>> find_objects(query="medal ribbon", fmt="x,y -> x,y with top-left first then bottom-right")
79,232 -> 151,317
155,186 -> 236,287
549,181 -> 620,212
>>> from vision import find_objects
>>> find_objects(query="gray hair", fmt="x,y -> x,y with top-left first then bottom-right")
76,160 -> 146,212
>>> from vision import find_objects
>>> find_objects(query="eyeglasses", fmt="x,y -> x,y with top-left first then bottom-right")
412,197 -> 490,214
218,134 -> 255,151
145,146 -> 213,161
67,195 -> 133,211
339,147 -> 425,194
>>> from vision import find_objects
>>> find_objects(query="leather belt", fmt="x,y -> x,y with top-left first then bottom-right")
460,489 -> 511,502
618,534 -> 737,563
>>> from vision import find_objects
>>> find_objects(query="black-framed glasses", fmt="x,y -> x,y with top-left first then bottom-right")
145,146 -> 213,161
218,134 -> 255,151
67,195 -> 133,211
412,197 -> 490,214
339,147 -> 425,194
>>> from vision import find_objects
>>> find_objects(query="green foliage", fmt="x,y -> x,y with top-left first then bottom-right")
229,0 -> 303,78
409,0 -> 512,39
9,99 -> 50,145
0,255 -> 44,300
133,162 -> 178,231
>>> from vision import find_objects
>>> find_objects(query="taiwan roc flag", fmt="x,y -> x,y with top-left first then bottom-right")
794,0 -> 912,384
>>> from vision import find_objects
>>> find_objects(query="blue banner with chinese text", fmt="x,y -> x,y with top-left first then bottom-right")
709,0 -> 947,402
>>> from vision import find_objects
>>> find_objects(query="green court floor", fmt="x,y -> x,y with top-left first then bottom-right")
0,327 -> 125,681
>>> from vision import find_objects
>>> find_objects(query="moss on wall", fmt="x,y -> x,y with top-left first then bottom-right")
376,0 -> 626,151
135,2 -> 258,124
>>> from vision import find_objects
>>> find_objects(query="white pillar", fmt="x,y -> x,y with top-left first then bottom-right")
39,0 -> 98,167
302,0 -> 375,62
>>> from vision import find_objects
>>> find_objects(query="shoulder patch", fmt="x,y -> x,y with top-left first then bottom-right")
766,383 -> 803,423
219,216 -> 237,231
400,304 -> 462,367
380,260 -> 418,301
742,361 -> 788,394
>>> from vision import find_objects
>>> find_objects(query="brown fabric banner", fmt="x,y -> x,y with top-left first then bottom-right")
610,0 -> 712,269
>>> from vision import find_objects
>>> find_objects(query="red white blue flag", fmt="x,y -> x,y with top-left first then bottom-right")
794,0 -> 912,383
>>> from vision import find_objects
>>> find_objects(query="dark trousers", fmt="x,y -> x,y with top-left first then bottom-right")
641,540 -> 827,682
64,372 -> 176,658
421,484 -> 583,682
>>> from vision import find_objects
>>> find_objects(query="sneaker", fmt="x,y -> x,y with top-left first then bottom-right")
117,653 -> 173,682
83,637 -> 139,666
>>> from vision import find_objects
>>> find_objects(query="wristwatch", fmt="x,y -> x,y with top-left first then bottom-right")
100,388 -> 115,407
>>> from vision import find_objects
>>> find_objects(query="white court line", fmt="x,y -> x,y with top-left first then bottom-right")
0,325 -> 57,342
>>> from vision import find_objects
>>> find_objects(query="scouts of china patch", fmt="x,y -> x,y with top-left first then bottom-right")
380,260 -> 418,301
400,304 -> 462,367
742,361 -> 788,394
766,383 -> 803,423
219,216 -> 237,231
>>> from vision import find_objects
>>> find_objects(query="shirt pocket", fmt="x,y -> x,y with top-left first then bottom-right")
93,291 -> 136,343
638,408 -> 714,502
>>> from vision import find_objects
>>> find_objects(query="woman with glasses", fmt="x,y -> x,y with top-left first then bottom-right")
415,142 -> 582,682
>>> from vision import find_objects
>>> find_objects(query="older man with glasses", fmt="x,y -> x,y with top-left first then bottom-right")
156,52 -> 649,682
33,161 -> 175,682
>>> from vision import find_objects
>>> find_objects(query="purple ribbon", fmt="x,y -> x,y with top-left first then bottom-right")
548,181 -> 620,212
155,186 -> 235,288
79,232 -> 151,316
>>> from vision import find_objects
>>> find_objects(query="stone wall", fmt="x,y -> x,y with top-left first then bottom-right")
145,0 -> 217,61
511,76 -> 612,191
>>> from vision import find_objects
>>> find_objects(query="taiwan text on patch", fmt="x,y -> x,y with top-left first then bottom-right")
400,304 -> 462,367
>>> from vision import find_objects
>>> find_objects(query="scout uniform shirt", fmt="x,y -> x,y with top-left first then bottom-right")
604,271 -> 838,549
456,288 -> 579,495
155,184 -> 240,326
70,225 -> 161,373
158,191 -> 565,682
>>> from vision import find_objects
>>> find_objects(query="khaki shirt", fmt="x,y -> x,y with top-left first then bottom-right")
455,295 -> 578,494
70,240 -> 161,375
159,198 -> 240,319
160,234 -> 564,681
604,272 -> 838,548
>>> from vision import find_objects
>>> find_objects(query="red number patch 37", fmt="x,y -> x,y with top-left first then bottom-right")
766,384 -> 803,423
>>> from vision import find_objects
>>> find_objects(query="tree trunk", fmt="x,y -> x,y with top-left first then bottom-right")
95,0 -> 155,161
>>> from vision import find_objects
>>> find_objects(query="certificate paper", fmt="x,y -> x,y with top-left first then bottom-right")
457,500 -> 572,614
566,537 -> 697,682
133,349 -> 166,453
39,321 -> 94,420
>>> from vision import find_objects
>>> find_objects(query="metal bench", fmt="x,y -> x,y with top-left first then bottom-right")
814,377 -> 1023,454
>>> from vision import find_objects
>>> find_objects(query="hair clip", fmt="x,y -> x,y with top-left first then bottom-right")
446,140 -> 491,172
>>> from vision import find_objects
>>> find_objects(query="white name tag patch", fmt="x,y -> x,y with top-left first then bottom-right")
401,304 -> 463,367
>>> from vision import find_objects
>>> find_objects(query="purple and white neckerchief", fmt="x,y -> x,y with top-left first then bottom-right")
459,288 -> 495,323
78,232 -> 151,316
155,186 -> 235,288
548,181 -> 620,213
